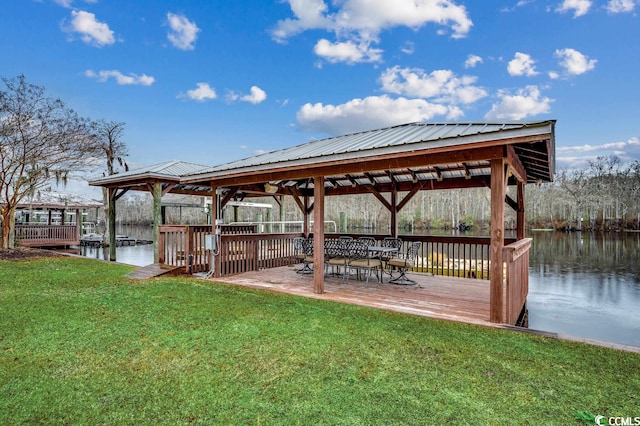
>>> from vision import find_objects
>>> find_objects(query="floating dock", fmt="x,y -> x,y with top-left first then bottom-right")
80,234 -> 153,247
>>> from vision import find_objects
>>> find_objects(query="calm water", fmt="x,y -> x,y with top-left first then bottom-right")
76,226 -> 640,347
527,231 -> 640,347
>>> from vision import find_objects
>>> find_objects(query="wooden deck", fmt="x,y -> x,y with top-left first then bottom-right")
212,265 -> 494,326
127,263 -> 181,280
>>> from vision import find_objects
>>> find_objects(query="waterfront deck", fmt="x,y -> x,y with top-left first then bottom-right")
212,264 -> 494,326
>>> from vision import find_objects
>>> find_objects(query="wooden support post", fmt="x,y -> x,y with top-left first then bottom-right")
152,182 -> 162,264
517,181 -> 525,241
390,186 -> 398,238
313,176 -> 325,294
108,187 -> 117,262
303,194 -> 310,237
490,159 -> 506,323
75,208 -> 82,242
211,184 -> 221,278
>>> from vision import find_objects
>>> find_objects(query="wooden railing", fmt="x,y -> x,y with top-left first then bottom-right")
159,225 -> 210,274
322,234 -> 516,280
217,233 -> 303,276
502,238 -> 532,324
15,225 -> 78,247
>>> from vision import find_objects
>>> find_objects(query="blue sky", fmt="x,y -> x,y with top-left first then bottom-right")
2,0 -> 639,191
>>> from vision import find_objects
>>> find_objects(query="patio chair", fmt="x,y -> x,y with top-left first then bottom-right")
294,237 -> 313,274
325,238 -> 349,278
388,241 -> 422,285
347,240 -> 382,287
358,236 -> 376,246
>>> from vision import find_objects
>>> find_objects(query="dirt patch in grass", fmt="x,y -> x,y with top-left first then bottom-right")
0,247 -> 62,260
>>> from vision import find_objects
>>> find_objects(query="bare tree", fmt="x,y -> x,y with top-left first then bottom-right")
93,120 -> 128,240
0,75 -> 97,249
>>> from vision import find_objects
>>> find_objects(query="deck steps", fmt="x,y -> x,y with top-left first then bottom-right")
127,263 -> 181,280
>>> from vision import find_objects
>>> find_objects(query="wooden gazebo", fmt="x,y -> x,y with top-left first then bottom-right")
90,121 -> 556,324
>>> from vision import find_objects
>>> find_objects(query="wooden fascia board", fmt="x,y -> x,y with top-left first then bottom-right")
204,144 -> 509,188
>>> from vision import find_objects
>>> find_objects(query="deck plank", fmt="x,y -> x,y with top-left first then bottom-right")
212,265 -> 492,326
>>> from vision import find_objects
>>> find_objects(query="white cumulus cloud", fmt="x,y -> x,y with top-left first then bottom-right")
556,0 -> 592,17
271,0 -> 472,63
484,85 -> 553,120
241,86 -> 267,104
85,70 -> 154,86
507,52 -> 538,76
181,83 -> 217,101
555,48 -> 597,75
166,12 -> 200,50
314,39 -> 383,64
64,10 -> 115,47
379,66 -> 487,105
296,95 -> 462,135
606,0 -> 636,13
464,54 -> 483,68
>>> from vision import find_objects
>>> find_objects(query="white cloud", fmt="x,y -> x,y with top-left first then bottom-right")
507,52 -> 538,76
555,48 -> 597,75
64,10 -> 115,47
241,86 -> 267,104
181,83 -> 217,101
606,0 -> 636,13
379,66 -> 487,104
53,0 -> 97,8
556,137 -> 640,169
400,41 -> 415,55
166,12 -> 200,50
296,95 -> 462,135
271,0 -> 472,63
556,0 -> 592,17
484,85 -> 553,120
313,39 -> 383,64
464,54 -> 483,68
85,70 -> 155,86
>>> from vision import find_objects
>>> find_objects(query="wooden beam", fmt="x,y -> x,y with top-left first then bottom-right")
313,176 -> 325,294
204,145 -> 509,188
161,184 -> 175,197
220,186 -> 239,208
506,145 -> 527,183
490,158 -> 506,323
397,180 -> 427,212
362,185 -> 392,211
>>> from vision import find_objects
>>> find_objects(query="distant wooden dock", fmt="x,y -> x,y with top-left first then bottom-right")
80,234 -> 153,247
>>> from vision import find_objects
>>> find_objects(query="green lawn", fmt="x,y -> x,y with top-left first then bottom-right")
1,255 -> 638,425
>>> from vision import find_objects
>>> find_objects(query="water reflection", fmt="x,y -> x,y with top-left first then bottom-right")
528,231 -> 640,346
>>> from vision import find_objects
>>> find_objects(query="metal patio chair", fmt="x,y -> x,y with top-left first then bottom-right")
388,241 -> 422,285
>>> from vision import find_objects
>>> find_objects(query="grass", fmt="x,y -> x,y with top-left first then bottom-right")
1,255 -> 639,425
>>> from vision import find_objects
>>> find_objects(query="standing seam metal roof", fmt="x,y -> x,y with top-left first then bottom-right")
185,121 -> 554,179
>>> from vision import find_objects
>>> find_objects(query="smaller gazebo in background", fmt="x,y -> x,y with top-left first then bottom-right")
13,191 -> 102,247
